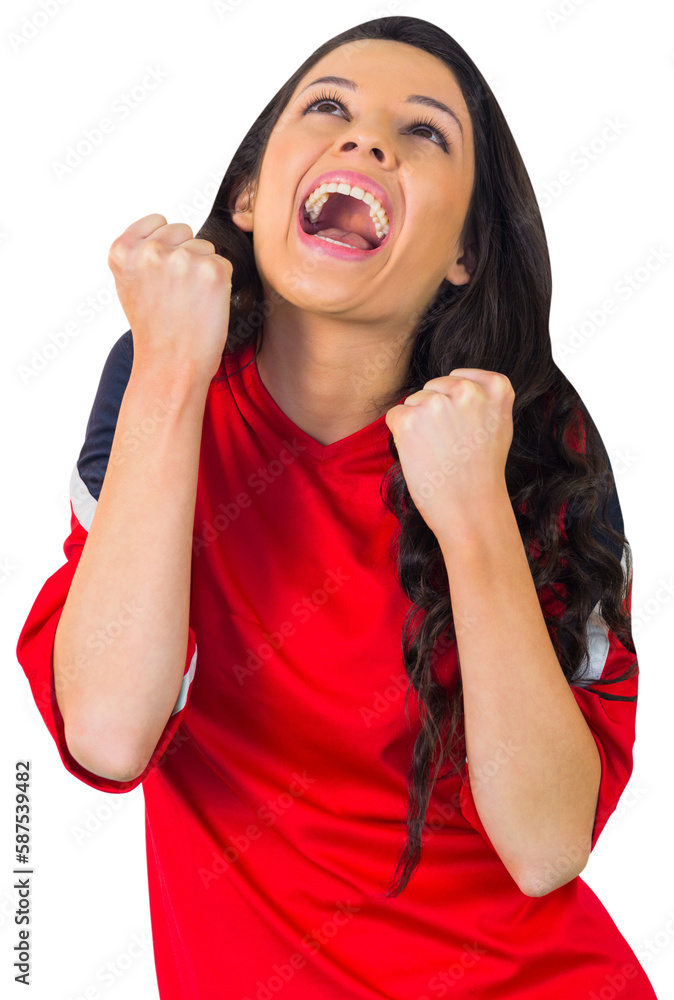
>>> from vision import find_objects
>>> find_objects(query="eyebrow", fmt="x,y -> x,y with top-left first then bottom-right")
295,75 -> 464,140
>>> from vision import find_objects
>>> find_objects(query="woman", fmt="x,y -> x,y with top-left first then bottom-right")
17,15 -> 658,1000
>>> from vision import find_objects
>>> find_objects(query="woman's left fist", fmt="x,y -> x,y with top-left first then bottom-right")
384,369 -> 515,539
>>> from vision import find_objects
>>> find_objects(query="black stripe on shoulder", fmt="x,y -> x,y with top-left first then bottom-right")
76,330 -> 134,502
580,688 -> 637,702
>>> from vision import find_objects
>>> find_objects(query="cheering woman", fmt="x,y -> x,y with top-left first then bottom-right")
17,15 -> 657,999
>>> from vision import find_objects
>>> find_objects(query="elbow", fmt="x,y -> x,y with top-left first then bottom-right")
65,722 -> 148,783
514,844 -> 591,898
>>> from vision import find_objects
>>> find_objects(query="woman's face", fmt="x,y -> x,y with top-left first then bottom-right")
232,38 -> 475,329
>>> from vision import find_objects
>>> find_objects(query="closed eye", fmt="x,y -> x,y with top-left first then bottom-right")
300,90 -> 452,153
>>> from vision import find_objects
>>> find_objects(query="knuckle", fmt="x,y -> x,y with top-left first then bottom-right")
108,237 -> 129,265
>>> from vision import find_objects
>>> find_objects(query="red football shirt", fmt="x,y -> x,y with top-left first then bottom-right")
16,331 -> 657,999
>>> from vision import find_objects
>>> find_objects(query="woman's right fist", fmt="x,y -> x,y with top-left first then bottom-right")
108,213 -> 234,383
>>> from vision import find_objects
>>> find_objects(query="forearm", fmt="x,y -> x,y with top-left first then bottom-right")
54,364 -> 210,782
436,485 -> 601,895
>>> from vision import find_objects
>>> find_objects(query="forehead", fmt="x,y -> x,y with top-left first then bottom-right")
292,38 -> 469,116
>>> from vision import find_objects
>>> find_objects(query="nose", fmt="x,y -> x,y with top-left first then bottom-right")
334,116 -> 394,164
339,138 -> 387,163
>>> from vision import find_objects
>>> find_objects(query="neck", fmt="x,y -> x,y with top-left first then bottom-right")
253,316 -> 413,448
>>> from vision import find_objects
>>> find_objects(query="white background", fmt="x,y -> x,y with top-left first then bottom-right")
2,0 -> 673,997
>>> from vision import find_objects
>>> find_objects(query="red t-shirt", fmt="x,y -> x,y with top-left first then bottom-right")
16,331 -> 657,999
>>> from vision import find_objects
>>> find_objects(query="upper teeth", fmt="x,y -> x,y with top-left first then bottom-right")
304,181 -> 390,240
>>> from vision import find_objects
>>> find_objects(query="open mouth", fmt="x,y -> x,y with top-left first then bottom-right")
298,191 -> 392,253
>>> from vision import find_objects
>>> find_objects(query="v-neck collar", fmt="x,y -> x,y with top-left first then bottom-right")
224,338 -> 408,463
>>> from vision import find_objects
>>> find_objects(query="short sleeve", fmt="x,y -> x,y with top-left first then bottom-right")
567,566 -> 637,850
15,330 -> 198,794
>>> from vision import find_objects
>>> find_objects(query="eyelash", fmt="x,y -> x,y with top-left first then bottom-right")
300,89 -> 453,152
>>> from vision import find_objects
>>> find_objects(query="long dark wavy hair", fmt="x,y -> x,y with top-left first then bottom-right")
194,16 -> 638,897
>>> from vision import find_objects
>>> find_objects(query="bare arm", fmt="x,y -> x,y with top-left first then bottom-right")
53,212 -> 233,782
53,364 -> 211,782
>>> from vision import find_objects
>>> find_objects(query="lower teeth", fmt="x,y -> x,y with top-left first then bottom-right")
313,234 -> 368,250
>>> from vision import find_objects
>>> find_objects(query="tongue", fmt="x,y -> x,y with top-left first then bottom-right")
314,228 -> 373,250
